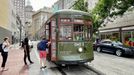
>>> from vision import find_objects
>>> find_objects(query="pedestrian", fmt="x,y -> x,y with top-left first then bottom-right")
1,37 -> 11,71
37,38 -> 50,69
23,37 -> 33,65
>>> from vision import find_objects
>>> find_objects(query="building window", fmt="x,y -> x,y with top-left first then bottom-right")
123,31 -> 134,46
100,32 -> 119,41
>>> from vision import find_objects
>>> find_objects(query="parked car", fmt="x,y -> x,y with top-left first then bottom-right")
93,39 -> 134,56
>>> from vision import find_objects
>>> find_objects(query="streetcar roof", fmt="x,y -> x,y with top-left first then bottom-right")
44,9 -> 91,24
54,9 -> 91,16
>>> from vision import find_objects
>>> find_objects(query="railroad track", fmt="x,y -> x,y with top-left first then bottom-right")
51,64 -> 105,75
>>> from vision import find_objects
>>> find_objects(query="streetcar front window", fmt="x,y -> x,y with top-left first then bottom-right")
58,17 -> 91,41
59,24 -> 90,41
73,24 -> 85,41
59,25 -> 72,40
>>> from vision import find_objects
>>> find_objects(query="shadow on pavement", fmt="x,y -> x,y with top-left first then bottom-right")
0,71 -> 3,75
19,65 -> 29,74
39,69 -> 48,75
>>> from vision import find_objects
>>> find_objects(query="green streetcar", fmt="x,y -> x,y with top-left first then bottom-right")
41,9 -> 94,65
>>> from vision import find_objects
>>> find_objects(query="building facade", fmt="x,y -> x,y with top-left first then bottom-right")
13,0 -> 25,28
87,0 -> 134,47
52,0 -> 98,12
99,11 -> 134,46
0,0 -> 18,43
13,0 -> 25,39
52,0 -> 77,12
25,0 -> 34,39
32,7 -> 52,40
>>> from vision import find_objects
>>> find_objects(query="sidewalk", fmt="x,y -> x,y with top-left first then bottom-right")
0,44 -> 28,75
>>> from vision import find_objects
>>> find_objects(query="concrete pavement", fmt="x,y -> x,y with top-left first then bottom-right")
0,42 -> 61,75
29,41 -> 60,75
0,44 -> 28,75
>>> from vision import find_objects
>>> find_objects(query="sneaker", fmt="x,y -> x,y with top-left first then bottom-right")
43,66 -> 47,68
40,66 -> 43,69
25,63 -> 27,65
30,62 -> 34,64
40,66 -> 46,69
40,67 -> 42,69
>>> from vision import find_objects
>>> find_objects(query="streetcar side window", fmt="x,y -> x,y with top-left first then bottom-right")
73,24 -> 84,41
45,24 -> 49,40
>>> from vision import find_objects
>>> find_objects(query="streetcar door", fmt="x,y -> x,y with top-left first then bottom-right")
50,20 -> 57,61
46,22 -> 51,61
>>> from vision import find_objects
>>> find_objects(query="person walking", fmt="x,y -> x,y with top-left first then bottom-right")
37,38 -> 50,69
1,37 -> 10,71
23,37 -> 33,65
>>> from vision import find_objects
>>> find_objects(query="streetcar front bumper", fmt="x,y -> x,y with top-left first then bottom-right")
55,58 -> 94,65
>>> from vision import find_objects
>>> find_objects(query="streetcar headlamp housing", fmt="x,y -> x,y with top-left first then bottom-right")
78,47 -> 83,52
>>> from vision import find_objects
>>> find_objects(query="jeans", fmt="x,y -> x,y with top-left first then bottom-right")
24,51 -> 32,64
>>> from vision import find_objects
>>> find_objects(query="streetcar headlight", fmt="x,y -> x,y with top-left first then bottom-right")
78,47 -> 83,52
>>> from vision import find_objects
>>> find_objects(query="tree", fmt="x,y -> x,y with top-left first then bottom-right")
73,0 -> 88,12
92,0 -> 134,32
110,0 -> 134,16
92,0 -> 115,32
73,0 -> 134,33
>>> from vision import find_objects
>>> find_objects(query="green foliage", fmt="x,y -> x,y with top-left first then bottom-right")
110,0 -> 134,16
73,0 -> 88,12
73,0 -> 134,33
92,0 -> 116,32
92,0 -> 134,32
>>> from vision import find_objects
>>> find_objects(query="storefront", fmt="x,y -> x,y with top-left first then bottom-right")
99,25 -> 134,47
122,26 -> 134,46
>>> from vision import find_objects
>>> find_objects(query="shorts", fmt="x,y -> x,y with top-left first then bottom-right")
39,51 -> 46,58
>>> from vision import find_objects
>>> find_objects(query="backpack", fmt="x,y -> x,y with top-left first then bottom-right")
37,41 -> 48,50
0,43 -> 3,53
37,42 -> 40,50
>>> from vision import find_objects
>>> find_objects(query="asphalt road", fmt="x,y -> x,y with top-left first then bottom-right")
91,51 -> 134,75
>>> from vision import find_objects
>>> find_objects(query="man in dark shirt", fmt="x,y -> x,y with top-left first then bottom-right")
23,37 -> 33,65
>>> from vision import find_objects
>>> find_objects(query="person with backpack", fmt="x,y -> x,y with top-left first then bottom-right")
23,37 -> 34,65
37,38 -> 50,69
0,37 -> 11,71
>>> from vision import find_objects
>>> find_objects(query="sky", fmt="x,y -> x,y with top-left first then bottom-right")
29,0 -> 58,11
